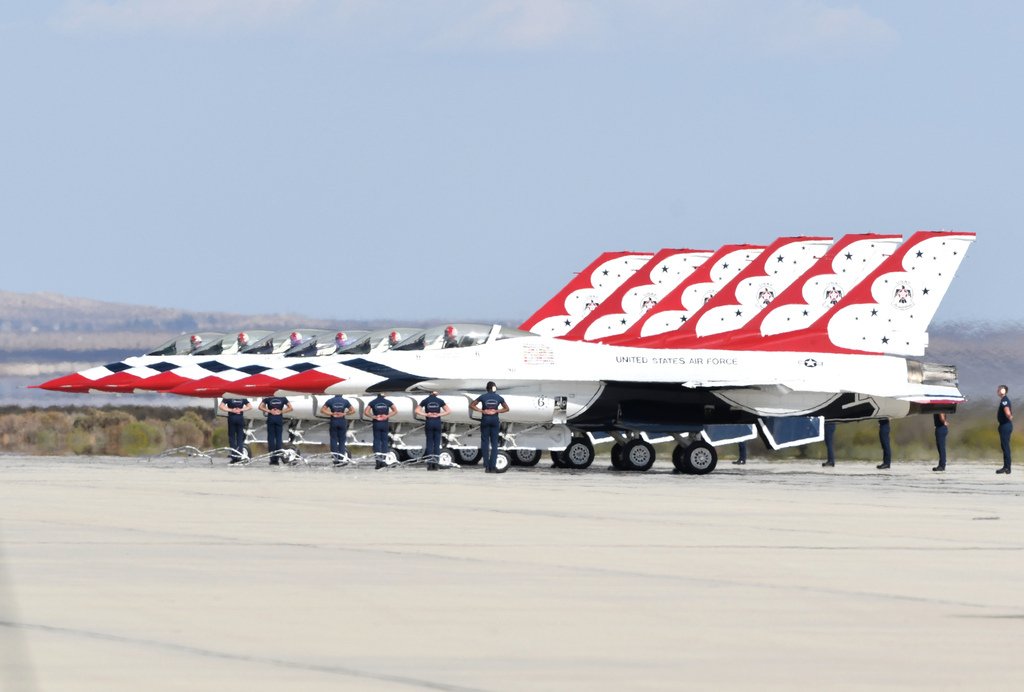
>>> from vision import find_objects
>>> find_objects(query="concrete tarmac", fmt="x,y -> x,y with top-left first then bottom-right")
1,455 -> 1023,691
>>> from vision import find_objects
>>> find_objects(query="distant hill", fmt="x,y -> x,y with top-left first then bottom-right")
0,290 -> 435,353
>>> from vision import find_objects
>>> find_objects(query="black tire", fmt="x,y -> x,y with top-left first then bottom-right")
494,452 -> 511,474
620,439 -> 656,472
610,443 -> 625,470
513,448 -> 541,467
671,445 -> 690,474
684,440 -> 718,475
550,450 -> 566,468
456,447 -> 482,465
561,437 -> 595,470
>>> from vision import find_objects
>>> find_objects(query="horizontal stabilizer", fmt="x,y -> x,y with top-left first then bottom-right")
701,424 -> 758,446
759,416 -> 824,450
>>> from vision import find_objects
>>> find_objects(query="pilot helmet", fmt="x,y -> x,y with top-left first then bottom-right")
237,331 -> 249,346
335,331 -> 347,345
389,330 -> 401,346
190,334 -> 202,346
289,331 -> 302,345
444,325 -> 458,340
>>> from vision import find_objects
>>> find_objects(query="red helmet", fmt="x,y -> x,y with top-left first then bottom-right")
289,331 -> 302,344
237,331 -> 249,345
190,334 -> 201,345
335,331 -> 347,343
389,330 -> 401,346
444,325 -> 457,339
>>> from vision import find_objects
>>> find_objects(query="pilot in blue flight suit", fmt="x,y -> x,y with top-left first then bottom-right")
877,418 -> 892,470
219,397 -> 251,462
732,441 -> 747,465
933,412 -> 949,472
996,385 -> 1013,474
365,394 -> 397,469
822,420 -> 837,467
320,395 -> 355,465
416,391 -> 451,468
259,395 -> 293,465
471,382 -> 510,473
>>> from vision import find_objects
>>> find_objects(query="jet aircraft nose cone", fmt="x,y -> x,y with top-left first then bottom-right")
36,373 -> 95,393
272,371 -> 346,394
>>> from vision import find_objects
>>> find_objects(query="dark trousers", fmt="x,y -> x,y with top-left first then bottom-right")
329,422 -> 348,458
999,422 -> 1013,469
824,421 -> 836,464
227,418 -> 246,457
737,441 -> 747,462
480,417 -> 500,470
879,420 -> 891,464
372,419 -> 390,455
424,422 -> 443,458
935,426 -> 948,467
266,420 -> 284,462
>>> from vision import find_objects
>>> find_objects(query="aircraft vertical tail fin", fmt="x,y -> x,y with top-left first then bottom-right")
754,231 -> 976,355
561,248 -> 713,342
604,244 -> 766,345
707,233 -> 903,349
650,236 -> 833,349
518,251 -> 653,337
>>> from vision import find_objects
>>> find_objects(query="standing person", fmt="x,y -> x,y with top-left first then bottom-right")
732,441 -> 747,465
877,418 -> 892,470
365,393 -> 397,469
259,395 -> 293,465
933,412 -> 949,472
218,397 -> 251,463
320,395 -> 355,465
996,384 -> 1013,474
822,421 -> 837,467
416,391 -> 451,468
470,381 -> 509,473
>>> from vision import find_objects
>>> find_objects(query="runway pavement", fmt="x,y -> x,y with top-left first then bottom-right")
1,455 -> 1023,691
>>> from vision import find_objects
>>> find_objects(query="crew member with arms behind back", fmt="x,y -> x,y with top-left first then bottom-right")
416,391 -> 451,469
320,394 -> 355,465
470,381 -> 509,473
259,395 -> 293,465
365,393 -> 397,469
996,384 -> 1013,474
219,397 -> 252,463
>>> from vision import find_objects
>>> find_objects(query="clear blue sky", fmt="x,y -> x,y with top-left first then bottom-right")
2,1 -> 1021,324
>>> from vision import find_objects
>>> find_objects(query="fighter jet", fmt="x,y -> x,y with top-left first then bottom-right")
194,231 -> 972,473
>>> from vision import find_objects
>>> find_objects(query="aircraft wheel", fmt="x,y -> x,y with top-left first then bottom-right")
513,448 -> 541,466
610,443 -> 626,470
457,447 -> 482,465
671,445 -> 691,474
620,439 -> 656,472
395,448 -> 412,462
494,452 -> 511,474
561,436 -> 595,470
437,448 -> 456,467
684,441 -> 718,475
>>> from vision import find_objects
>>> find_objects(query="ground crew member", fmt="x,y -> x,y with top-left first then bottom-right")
933,412 -> 949,472
877,418 -> 892,470
732,441 -> 747,465
365,393 -> 397,468
416,391 -> 451,467
470,382 -> 509,473
997,384 -> 1013,474
218,397 -> 251,462
320,395 -> 355,465
822,420 -> 836,467
259,395 -> 293,465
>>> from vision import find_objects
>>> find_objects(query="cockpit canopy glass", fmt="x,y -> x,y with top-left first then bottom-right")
336,328 -> 415,355
146,332 -> 226,356
390,324 -> 529,350
282,329 -> 352,357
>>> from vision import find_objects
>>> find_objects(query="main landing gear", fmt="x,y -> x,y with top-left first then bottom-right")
671,440 -> 718,475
